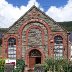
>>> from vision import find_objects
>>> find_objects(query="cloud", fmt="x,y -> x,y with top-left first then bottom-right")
0,0 -> 40,28
0,0 -> 72,28
46,0 -> 72,22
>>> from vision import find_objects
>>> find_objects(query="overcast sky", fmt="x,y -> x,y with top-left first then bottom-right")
0,0 -> 72,28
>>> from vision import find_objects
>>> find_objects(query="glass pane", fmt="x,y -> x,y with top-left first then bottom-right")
8,38 -> 16,59
54,36 -> 63,44
30,49 -> 41,56
14,55 -> 16,57
54,36 -> 63,60
14,51 -> 16,54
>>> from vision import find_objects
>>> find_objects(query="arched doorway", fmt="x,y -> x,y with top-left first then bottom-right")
29,49 -> 41,68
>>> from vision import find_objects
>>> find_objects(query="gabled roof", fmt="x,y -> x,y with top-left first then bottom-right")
7,5 -> 66,33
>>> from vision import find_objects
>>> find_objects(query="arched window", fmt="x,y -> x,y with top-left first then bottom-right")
8,38 -> 16,59
54,36 -> 63,60
29,49 -> 41,57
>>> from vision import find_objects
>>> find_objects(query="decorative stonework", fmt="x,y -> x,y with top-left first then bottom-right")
28,28 -> 42,47
22,22 -> 48,59
8,6 -> 64,34
1,6 -> 69,66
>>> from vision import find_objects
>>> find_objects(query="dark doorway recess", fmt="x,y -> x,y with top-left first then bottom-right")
35,57 -> 41,64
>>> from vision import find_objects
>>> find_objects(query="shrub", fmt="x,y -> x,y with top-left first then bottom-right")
0,59 -> 5,72
43,58 -> 54,71
43,58 -> 72,72
13,59 -> 25,72
34,64 -> 45,72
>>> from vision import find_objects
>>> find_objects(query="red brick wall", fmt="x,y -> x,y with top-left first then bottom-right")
2,17 -> 69,67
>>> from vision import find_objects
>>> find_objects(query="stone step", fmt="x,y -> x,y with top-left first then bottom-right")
24,67 -> 34,72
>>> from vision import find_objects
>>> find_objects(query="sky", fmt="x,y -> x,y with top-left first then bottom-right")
0,0 -> 72,28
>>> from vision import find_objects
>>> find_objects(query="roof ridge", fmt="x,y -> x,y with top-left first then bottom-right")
7,5 -> 67,32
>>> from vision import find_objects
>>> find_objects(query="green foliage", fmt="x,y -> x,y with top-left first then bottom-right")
58,21 -> 72,32
0,59 -> 5,65
34,64 -> 45,72
44,58 -> 72,72
0,46 -> 2,55
44,58 -> 54,71
0,28 -> 8,33
13,59 -> 25,72
0,59 -> 5,72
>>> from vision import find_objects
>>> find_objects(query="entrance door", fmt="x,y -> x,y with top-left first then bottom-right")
29,57 -> 41,68
29,49 -> 41,68
29,57 -> 35,68
35,57 -> 41,64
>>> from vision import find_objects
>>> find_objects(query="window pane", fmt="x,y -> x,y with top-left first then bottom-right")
54,36 -> 63,59
29,49 -> 41,57
8,38 -> 16,59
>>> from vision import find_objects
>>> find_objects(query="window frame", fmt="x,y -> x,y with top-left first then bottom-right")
8,38 -> 16,59
54,36 -> 63,60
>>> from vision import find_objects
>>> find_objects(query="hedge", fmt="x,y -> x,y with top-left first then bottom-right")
13,59 -> 25,72
0,59 -> 5,72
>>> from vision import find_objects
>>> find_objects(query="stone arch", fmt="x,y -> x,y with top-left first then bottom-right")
18,19 -> 51,34
52,33 -> 67,58
54,35 -> 63,43
26,25 -> 45,49
53,33 -> 65,48
29,49 -> 41,57
25,48 -> 45,67
17,19 -> 52,58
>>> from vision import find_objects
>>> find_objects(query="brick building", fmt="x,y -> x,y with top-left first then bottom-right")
0,6 -> 70,69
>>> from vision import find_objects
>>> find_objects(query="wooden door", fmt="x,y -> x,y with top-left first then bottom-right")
29,57 -> 35,68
